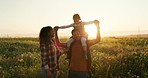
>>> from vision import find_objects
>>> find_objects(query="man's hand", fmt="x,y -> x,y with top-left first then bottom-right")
94,20 -> 98,23
46,69 -> 52,78
94,20 -> 100,28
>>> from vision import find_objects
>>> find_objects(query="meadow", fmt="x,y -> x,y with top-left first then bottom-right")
0,37 -> 148,78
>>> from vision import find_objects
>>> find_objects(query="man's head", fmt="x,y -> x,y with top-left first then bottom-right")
71,29 -> 81,40
73,14 -> 81,23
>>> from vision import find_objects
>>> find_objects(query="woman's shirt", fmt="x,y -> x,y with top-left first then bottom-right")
40,40 -> 61,74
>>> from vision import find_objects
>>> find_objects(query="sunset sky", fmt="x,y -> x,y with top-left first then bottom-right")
0,0 -> 148,37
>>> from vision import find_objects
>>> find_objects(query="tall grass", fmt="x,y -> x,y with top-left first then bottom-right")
0,37 -> 148,78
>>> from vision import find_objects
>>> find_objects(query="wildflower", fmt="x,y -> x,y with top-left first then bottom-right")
18,59 -> 24,62
21,53 -> 24,57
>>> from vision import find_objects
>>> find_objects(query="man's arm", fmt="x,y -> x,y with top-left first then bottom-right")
88,20 -> 101,46
54,27 -> 67,48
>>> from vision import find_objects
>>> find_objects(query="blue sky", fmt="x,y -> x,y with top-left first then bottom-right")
0,0 -> 148,37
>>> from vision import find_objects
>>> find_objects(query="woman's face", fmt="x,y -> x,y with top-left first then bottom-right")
49,29 -> 54,38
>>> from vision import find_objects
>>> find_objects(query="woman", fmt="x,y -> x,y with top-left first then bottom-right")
39,26 -> 61,78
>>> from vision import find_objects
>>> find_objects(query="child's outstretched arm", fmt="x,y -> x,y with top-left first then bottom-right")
82,20 -> 98,26
57,24 -> 73,29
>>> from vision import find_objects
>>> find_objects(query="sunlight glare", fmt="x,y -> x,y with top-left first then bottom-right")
85,24 -> 97,38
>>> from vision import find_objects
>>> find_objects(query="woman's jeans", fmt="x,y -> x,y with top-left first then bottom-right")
41,67 -> 57,78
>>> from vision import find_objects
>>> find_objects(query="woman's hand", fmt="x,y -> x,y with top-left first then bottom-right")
46,69 -> 52,78
54,26 -> 59,32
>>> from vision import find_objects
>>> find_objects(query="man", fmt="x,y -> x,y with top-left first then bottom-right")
54,20 -> 100,78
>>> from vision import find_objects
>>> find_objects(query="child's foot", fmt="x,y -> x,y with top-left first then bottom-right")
85,54 -> 88,60
83,46 -> 88,60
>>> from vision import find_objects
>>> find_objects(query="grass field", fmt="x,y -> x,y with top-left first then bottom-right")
0,37 -> 148,78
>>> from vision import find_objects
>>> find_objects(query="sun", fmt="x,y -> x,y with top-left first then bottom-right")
84,24 -> 97,39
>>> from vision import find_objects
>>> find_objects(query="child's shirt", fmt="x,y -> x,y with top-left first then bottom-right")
59,21 -> 94,35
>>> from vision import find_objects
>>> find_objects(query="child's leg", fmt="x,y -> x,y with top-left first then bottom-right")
67,38 -> 74,48
81,37 -> 88,60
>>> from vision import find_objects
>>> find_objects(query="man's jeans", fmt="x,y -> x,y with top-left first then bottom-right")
68,70 -> 88,78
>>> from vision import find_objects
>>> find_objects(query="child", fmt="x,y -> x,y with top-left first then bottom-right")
57,14 -> 97,60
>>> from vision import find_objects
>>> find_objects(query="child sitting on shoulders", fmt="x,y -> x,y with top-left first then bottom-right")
57,14 -> 98,60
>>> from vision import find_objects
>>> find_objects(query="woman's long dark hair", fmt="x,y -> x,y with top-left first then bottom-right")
39,26 -> 52,44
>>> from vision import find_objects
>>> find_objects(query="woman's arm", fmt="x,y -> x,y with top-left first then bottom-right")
88,20 -> 101,46
54,27 -> 67,48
